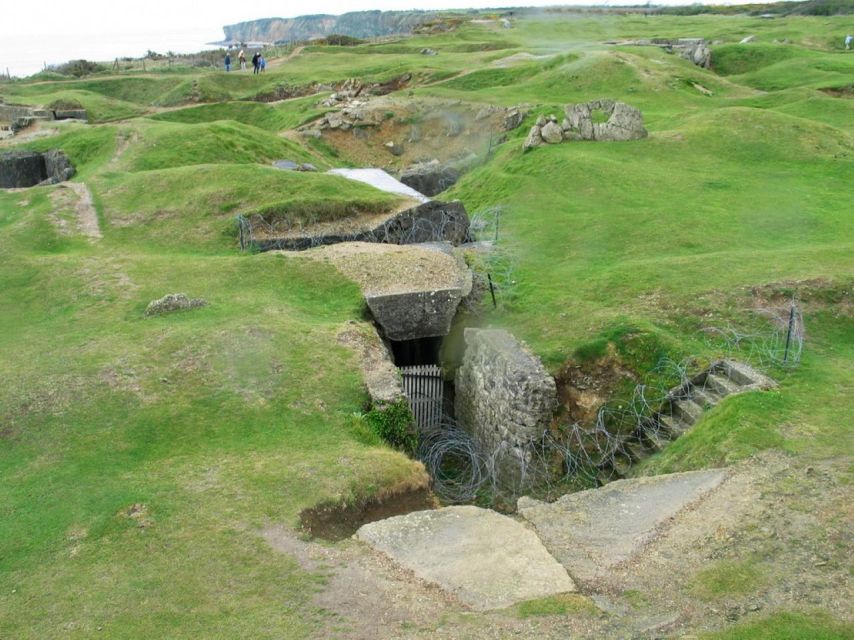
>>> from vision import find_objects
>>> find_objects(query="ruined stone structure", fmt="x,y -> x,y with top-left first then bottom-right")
399,160 -> 461,197
247,199 -> 471,251
524,100 -> 648,150
0,150 -> 76,188
0,104 -> 87,138
455,329 -> 557,487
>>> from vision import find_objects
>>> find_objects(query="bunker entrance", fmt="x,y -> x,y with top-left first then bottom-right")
389,336 -> 442,367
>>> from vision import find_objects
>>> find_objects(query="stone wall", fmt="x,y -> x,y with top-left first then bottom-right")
455,329 -> 557,488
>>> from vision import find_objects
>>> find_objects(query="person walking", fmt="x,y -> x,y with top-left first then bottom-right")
259,54 -> 266,73
251,51 -> 260,75
224,52 -> 231,72
238,49 -> 246,70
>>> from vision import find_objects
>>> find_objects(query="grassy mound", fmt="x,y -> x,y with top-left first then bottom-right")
149,97 -> 325,132
712,43 -> 803,76
94,165 -> 403,251
120,120 -> 316,172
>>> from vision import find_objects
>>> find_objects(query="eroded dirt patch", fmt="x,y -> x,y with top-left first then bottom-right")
554,351 -> 638,425
300,485 -> 436,541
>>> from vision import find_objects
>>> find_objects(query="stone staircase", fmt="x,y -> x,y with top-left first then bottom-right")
597,360 -> 776,485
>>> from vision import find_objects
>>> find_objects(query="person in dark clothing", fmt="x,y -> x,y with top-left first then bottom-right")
251,52 -> 260,74
224,52 -> 231,72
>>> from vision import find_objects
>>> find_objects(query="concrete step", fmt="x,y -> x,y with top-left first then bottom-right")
641,425 -> 672,451
690,388 -> 718,410
671,398 -> 704,425
658,413 -> 690,436
705,372 -> 740,397
613,453 -> 633,477
624,440 -> 652,463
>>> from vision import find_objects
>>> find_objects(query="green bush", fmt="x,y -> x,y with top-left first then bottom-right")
363,401 -> 417,455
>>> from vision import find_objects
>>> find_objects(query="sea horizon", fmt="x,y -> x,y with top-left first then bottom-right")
0,27 -> 225,78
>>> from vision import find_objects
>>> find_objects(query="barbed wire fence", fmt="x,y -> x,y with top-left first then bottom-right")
415,300 -> 805,507
235,205 -> 471,252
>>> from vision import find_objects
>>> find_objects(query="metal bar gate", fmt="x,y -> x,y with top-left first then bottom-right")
400,365 -> 444,430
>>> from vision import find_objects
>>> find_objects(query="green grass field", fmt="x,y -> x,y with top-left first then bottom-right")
1,10 -> 852,639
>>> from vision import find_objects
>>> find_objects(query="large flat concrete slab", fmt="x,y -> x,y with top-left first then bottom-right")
518,469 -> 727,585
355,505 -> 576,611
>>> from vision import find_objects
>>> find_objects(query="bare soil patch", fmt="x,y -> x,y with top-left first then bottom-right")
299,484 -> 436,542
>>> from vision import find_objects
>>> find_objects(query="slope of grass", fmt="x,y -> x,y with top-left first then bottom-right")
1,11 -> 853,639
119,120 -> 316,172
149,97 -> 325,132
0,198 -> 422,639
94,165 -> 403,252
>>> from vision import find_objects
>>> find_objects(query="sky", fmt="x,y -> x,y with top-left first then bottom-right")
0,1 -> 765,77
0,1 -> 765,38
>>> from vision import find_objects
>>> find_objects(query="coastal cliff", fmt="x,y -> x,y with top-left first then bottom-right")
222,10 -> 435,44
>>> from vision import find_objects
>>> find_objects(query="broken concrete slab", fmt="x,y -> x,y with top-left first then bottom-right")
355,505 -> 576,611
367,288 -> 463,341
518,469 -> 728,585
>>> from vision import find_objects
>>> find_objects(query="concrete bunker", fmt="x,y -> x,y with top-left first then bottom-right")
0,150 -> 76,188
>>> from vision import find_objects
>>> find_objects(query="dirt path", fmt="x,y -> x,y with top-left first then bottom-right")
267,45 -> 306,70
62,182 -> 101,240
260,451 -> 852,638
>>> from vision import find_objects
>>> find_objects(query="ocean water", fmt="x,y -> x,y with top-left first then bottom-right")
0,28 -> 223,78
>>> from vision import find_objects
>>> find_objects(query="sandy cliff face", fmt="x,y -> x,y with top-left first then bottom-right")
222,10 -> 433,43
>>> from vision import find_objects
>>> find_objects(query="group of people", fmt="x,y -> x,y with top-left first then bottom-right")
223,49 -> 266,73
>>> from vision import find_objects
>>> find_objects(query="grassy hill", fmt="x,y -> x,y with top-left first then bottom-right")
0,11 -> 852,640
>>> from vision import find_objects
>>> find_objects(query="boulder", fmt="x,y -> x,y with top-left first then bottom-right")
421,48 -> 438,56
564,99 -> 647,142
272,159 -> 299,170
523,125 -> 544,151
540,120 -> 564,144
384,141 -> 405,156
503,108 -> 525,131
144,293 -> 207,317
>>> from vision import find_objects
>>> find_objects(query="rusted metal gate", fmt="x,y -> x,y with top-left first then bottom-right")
400,365 -> 444,429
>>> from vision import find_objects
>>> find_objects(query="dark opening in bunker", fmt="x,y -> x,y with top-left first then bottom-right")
389,336 -> 443,367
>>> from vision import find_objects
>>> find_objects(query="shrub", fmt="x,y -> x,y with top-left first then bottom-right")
363,401 -> 417,455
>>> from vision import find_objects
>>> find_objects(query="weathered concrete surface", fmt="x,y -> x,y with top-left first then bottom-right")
367,288 -> 462,341
302,241 -> 472,341
455,329 -> 557,488
355,505 -> 576,610
337,320 -> 405,407
399,160 -> 460,197
0,149 -> 76,188
250,199 -> 471,252
518,469 -> 728,585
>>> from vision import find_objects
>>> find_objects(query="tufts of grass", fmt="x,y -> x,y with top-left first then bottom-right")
515,594 -> 600,619
690,558 -> 766,600
700,610 -> 854,640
